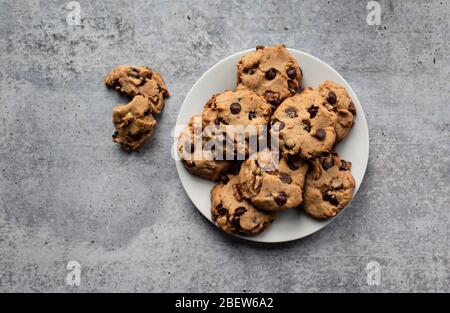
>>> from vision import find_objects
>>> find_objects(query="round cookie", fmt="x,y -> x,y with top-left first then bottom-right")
271,88 -> 337,159
178,115 -> 231,181
237,44 -> 302,106
303,152 -> 355,219
105,65 -> 170,114
202,89 -> 272,129
211,175 -> 275,235
202,89 -> 272,157
239,149 -> 309,211
318,80 -> 356,141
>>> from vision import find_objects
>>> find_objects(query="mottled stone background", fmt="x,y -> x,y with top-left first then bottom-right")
0,0 -> 449,292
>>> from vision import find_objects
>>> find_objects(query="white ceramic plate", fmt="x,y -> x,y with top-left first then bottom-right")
175,48 -> 369,243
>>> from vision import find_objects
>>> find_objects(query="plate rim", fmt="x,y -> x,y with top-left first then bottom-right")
175,48 -> 370,243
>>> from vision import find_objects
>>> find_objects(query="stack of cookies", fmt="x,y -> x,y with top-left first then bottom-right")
178,44 -> 356,236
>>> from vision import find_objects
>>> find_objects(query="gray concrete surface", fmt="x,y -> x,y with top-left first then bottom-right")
0,0 -> 449,292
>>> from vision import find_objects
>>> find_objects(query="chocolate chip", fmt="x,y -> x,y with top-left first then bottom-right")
220,174 -> 229,184
275,192 -> 287,205
272,121 -> 285,131
322,159 -> 333,170
112,131 -> 118,138
308,105 -> 319,118
348,102 -> 356,114
340,160 -> 348,171
280,173 -> 292,184
315,128 -> 326,140
217,204 -> 228,216
256,45 -> 265,50
327,91 -> 337,104
247,68 -> 257,75
230,102 -> 241,114
303,121 -> 311,133
138,78 -> 147,86
287,156 -> 301,170
232,216 -> 241,228
265,68 -> 276,80
248,111 -> 256,120
216,118 -> 229,125
287,68 -> 296,79
235,207 -> 247,216
329,195 -> 339,206
322,191 -> 331,201
285,107 -> 297,118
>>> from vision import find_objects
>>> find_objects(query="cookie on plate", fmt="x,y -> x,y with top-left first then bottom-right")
105,65 -> 170,114
318,80 -> 356,141
112,95 -> 157,151
239,149 -> 308,211
178,115 -> 232,181
271,88 -> 337,159
303,152 -> 355,219
202,89 -> 272,129
211,175 -> 275,235
237,44 -> 302,106
202,89 -> 272,157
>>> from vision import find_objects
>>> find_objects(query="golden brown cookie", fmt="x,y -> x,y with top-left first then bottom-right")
178,115 -> 232,181
318,80 -> 356,141
105,65 -> 169,114
237,44 -> 302,106
203,89 -> 272,127
271,88 -> 337,159
202,89 -> 272,157
303,152 -> 355,219
239,149 -> 308,211
211,175 -> 275,235
112,95 -> 157,151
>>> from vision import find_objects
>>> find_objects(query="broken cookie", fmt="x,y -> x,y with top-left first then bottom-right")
105,65 -> 170,114
112,95 -> 157,151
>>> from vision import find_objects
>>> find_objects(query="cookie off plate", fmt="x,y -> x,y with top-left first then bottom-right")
175,48 -> 369,243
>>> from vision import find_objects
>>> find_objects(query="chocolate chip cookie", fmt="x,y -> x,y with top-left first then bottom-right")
303,152 -> 355,219
112,95 -> 157,151
178,115 -> 232,181
211,175 -> 275,235
271,88 -> 337,159
239,149 -> 308,211
237,44 -> 302,106
202,89 -> 272,157
318,80 -> 356,141
202,89 -> 272,129
105,65 -> 170,114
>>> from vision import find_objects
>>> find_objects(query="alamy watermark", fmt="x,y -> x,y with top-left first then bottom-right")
173,116 -> 281,168
66,1 -> 81,26
366,260 -> 381,286
366,1 -> 381,26
66,260 -> 81,286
